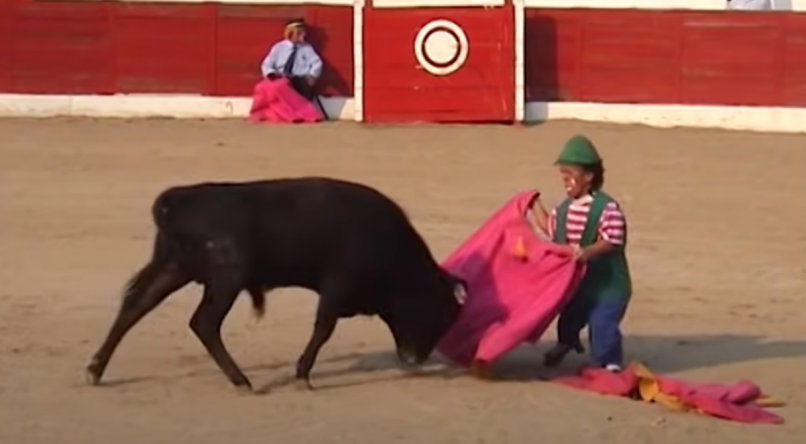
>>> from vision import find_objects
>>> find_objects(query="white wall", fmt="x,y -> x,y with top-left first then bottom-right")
783,0 -> 806,9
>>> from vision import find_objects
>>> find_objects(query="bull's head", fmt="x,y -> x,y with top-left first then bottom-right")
385,268 -> 465,368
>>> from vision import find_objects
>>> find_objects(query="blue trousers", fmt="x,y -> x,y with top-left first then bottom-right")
556,294 -> 629,367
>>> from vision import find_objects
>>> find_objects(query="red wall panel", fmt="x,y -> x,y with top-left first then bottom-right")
363,7 -> 514,122
781,13 -> 806,107
0,0 -> 13,91
679,11 -> 780,106
9,1 -> 112,94
0,0 -> 353,97
524,9 -> 580,101
578,10 -> 680,103
525,8 -> 806,108
306,5 -> 354,97
113,3 -> 214,94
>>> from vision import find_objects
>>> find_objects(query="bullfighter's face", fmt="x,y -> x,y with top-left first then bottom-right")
558,164 -> 593,199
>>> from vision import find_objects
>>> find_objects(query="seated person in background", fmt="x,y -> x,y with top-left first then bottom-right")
262,18 -> 323,102
249,18 -> 325,123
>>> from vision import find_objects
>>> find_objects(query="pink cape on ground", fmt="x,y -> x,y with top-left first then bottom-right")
248,78 -> 322,124
436,190 -> 586,366
551,363 -> 784,424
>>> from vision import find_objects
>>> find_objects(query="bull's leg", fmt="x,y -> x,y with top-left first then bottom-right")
378,312 -> 412,369
469,359 -> 492,380
295,302 -> 339,391
86,265 -> 189,385
189,282 -> 251,390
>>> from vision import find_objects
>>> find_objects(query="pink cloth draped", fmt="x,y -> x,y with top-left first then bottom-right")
248,78 -> 322,124
552,364 -> 784,424
433,191 -> 782,425
437,190 -> 586,366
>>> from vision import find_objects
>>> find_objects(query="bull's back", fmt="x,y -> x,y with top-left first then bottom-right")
246,178 -> 436,268
155,178 -> 438,288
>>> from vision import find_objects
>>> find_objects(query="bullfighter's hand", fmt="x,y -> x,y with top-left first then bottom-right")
528,193 -> 543,210
569,244 -> 584,262
305,75 -> 316,86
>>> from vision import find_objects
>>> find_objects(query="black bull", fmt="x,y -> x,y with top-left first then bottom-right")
86,178 -> 465,391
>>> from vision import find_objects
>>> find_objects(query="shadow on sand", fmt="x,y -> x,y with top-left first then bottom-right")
490,334 -> 805,382
89,334 -> 803,392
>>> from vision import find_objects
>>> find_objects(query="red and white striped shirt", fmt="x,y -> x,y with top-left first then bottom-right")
547,194 -> 626,246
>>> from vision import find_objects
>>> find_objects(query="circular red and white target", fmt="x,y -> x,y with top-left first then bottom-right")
413,19 -> 469,76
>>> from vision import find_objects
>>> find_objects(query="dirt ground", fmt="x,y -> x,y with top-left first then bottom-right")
0,118 -> 803,444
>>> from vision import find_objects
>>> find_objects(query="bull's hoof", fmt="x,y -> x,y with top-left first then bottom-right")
235,384 -> 255,395
397,358 -> 420,373
469,360 -> 492,380
294,379 -> 314,392
402,366 -> 423,376
85,360 -> 103,386
85,368 -> 101,386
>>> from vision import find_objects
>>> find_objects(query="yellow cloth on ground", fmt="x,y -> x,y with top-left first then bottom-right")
630,362 -> 784,414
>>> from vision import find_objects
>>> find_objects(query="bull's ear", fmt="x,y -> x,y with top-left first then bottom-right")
453,281 -> 468,305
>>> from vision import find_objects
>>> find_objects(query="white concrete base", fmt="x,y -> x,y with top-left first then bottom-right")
0,94 -> 803,133
525,101 -> 806,134
0,94 -> 356,121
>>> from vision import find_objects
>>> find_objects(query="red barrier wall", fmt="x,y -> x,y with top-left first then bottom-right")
1,0 -> 804,110
0,0 -> 354,97
524,9 -> 806,107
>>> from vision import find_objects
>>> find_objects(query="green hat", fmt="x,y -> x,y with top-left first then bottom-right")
555,135 -> 602,166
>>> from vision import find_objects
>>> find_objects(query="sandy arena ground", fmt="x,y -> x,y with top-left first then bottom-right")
0,118 -> 804,443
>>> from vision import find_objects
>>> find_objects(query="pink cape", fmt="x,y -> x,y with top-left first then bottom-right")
433,190 -> 783,425
436,190 -> 586,366
248,78 -> 322,124
551,364 -> 784,424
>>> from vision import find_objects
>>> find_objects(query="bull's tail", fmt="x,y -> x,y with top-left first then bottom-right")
121,233 -> 171,302
246,287 -> 266,319
121,211 -> 175,306
120,190 -> 179,305
126,188 -> 266,318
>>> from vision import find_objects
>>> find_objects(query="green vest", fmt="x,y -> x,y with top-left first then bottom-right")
553,192 -> 632,301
